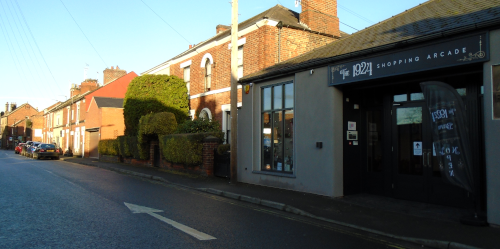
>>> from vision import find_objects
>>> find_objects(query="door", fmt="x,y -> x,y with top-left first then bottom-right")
89,132 -> 99,158
392,99 -> 469,207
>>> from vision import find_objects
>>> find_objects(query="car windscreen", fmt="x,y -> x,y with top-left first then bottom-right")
40,144 -> 55,149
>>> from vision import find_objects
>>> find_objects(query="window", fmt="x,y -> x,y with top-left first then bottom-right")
184,66 -> 191,95
199,108 -> 212,121
76,103 -> 80,123
238,46 -> 243,80
261,82 -> 293,173
204,60 -> 211,92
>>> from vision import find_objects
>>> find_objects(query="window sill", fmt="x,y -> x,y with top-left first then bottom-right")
252,170 -> 296,178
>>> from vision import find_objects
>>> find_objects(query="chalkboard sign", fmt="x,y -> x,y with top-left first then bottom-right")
421,81 -> 474,193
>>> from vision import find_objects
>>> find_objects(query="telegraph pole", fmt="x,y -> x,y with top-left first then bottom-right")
230,0 -> 238,183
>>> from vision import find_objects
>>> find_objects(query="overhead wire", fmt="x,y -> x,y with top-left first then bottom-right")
58,0 -> 108,68
0,12 -> 25,91
139,0 -> 192,45
5,0 -> 52,99
13,0 -> 63,94
12,0 -> 63,95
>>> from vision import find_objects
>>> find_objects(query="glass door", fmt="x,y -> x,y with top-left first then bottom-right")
392,101 -> 433,202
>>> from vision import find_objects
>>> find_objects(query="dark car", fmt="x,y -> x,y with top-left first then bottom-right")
33,143 -> 60,160
15,143 -> 25,154
26,142 -> 41,158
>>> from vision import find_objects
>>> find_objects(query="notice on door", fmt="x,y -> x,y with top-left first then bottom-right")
414,141 -> 423,156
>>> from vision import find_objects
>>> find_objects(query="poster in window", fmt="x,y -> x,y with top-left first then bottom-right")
493,65 -> 500,119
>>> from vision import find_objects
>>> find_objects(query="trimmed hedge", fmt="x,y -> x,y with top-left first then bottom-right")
118,136 -> 141,159
174,119 -> 224,141
124,75 -> 189,136
98,139 -> 120,156
138,112 -> 177,143
160,132 -> 223,165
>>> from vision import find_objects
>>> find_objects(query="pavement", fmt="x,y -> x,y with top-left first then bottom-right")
57,156 -> 499,249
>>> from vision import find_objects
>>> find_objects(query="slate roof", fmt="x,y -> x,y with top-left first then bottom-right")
93,97 -> 124,108
142,4 -> 349,75
240,0 -> 500,83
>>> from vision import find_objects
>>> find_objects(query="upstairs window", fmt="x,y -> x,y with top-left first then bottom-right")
184,66 -> 191,95
205,60 -> 212,92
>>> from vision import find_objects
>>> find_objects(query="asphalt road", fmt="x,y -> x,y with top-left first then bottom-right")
0,151 -> 421,248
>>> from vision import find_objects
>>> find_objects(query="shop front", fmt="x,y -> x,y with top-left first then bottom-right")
336,33 -> 489,209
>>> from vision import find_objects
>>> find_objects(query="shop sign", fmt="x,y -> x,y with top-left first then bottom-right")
329,33 -> 489,86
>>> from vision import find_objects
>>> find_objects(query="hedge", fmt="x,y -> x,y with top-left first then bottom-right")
174,119 -> 224,141
124,75 -> 189,136
118,136 -> 141,159
98,139 -> 120,156
138,112 -> 177,143
159,132 -> 223,165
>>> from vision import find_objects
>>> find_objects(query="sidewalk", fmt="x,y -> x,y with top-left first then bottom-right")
60,156 -> 499,249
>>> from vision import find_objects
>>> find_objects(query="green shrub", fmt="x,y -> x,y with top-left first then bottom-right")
175,118 -> 224,141
124,75 -> 189,136
217,144 -> 230,155
98,139 -> 120,156
138,112 -> 177,144
159,132 -> 223,165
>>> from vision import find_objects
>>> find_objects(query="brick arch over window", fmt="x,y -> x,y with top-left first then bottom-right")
199,108 -> 212,121
200,53 -> 214,68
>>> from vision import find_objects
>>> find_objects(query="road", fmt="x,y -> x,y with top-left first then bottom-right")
0,150 -> 420,248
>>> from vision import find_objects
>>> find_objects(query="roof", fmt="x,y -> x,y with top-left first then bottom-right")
3,103 -> 37,117
93,97 -> 124,108
142,4 -> 348,75
240,0 -> 500,83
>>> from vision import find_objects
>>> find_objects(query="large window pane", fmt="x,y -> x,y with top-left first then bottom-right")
273,85 -> 282,110
285,83 -> 293,108
273,112 -> 283,171
263,112 -> 272,170
284,110 -> 294,172
263,88 -> 271,111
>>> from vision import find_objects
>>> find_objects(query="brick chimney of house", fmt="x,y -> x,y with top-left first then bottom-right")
10,102 -> 16,112
103,66 -> 127,85
80,79 -> 99,93
5,102 -> 9,114
300,0 -> 340,37
70,83 -> 81,97
216,24 -> 230,34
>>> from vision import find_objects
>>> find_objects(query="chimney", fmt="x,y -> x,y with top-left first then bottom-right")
10,102 -> 16,112
80,79 -> 99,93
103,66 -> 127,85
300,0 -> 340,37
5,102 -> 9,114
70,83 -> 81,97
189,45 -> 192,49
216,24 -> 230,34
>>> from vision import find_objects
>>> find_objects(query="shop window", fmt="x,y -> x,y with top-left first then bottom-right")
261,81 -> 294,173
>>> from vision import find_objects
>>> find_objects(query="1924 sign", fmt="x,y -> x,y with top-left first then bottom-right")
330,33 -> 489,86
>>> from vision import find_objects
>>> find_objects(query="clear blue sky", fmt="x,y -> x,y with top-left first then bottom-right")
0,0 -> 428,111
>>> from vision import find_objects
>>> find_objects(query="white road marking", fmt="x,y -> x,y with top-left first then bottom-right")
124,202 -> 216,241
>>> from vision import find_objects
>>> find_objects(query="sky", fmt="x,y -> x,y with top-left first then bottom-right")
0,0 -> 429,111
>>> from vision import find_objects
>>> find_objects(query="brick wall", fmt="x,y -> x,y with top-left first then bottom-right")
101,108 -> 124,140
167,24 -> 336,125
300,0 -> 340,37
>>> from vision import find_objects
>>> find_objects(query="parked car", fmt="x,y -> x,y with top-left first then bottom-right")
22,141 -> 33,156
33,143 -> 60,160
26,142 -> 40,158
15,143 -> 25,154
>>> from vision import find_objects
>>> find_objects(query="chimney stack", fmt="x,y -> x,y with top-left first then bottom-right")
5,102 -> 9,114
216,24 -> 230,34
103,66 -> 127,85
10,102 -> 16,112
300,0 -> 340,37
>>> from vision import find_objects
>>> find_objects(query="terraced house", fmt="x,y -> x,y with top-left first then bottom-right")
142,0 -> 348,142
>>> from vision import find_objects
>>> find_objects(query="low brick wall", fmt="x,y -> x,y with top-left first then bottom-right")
117,136 -> 219,176
99,154 -> 121,163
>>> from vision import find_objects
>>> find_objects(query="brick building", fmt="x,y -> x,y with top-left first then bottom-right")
0,102 -> 41,148
42,67 -> 136,157
142,1 -> 347,142
85,97 -> 125,158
